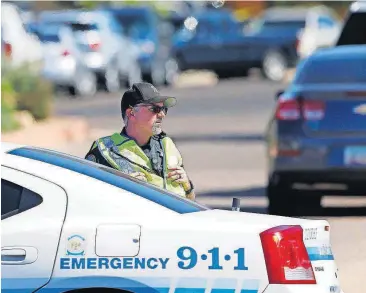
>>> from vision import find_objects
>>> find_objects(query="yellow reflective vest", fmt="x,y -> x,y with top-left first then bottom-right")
95,133 -> 187,197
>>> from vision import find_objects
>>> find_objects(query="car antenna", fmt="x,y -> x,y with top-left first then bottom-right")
232,197 -> 241,212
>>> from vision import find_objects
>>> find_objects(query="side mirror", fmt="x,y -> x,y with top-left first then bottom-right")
275,90 -> 284,100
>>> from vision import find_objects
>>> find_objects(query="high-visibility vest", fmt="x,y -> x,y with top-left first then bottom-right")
95,133 -> 187,197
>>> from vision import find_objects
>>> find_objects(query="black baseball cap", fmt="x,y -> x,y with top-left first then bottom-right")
121,83 -> 177,118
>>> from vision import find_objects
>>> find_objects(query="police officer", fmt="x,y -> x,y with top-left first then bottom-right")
85,82 -> 195,200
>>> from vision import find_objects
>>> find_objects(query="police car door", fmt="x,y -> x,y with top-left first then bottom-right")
1,166 -> 67,293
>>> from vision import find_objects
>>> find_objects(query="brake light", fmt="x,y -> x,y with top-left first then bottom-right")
295,37 -> 300,54
303,100 -> 325,120
89,43 -> 101,50
260,225 -> 316,284
275,99 -> 301,120
62,50 -> 71,57
4,42 -> 12,57
276,96 -> 325,121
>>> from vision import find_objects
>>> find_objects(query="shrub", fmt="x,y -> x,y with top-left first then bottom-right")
1,78 -> 20,132
2,63 -> 54,121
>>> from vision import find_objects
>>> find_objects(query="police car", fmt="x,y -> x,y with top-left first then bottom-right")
2,142 -> 344,293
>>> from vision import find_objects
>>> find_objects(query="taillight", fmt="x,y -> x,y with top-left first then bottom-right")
89,43 -> 101,50
275,99 -> 301,120
260,225 -> 316,285
62,50 -> 71,57
303,100 -> 325,120
276,96 -> 325,121
295,37 -> 300,54
4,42 -> 12,57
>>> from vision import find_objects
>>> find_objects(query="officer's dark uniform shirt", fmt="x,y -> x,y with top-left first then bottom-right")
85,128 -> 165,177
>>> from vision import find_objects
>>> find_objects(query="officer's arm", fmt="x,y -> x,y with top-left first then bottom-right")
186,188 -> 196,201
181,163 -> 196,201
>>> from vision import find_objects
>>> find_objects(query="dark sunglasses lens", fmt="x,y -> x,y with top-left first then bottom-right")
151,106 -> 168,114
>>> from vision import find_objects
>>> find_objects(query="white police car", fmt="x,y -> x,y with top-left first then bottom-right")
2,142 -> 344,293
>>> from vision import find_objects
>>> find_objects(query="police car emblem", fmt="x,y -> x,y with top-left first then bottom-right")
66,235 -> 86,256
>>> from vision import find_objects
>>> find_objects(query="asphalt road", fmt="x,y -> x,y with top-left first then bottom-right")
54,76 -> 366,293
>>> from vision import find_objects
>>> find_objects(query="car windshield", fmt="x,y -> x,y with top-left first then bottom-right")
8,147 -> 209,214
35,24 -> 61,43
246,18 -> 305,36
295,57 -> 366,84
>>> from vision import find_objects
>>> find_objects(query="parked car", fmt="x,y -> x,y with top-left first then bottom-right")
242,6 -> 340,82
107,6 -> 174,86
171,9 -> 249,79
2,142 -> 344,293
265,45 -> 366,216
38,9 -> 142,92
1,2 -> 43,67
336,1 -> 366,46
34,23 -> 97,97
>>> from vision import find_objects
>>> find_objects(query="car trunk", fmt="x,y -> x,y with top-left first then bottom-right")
185,210 -> 341,290
300,87 -> 366,136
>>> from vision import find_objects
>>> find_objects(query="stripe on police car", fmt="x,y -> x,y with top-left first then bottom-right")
1,277 -> 259,293
306,247 -> 334,261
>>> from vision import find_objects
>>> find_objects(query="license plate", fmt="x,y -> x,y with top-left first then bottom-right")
344,146 -> 366,166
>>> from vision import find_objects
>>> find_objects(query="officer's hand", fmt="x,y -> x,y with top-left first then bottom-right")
130,172 -> 148,182
167,166 -> 191,191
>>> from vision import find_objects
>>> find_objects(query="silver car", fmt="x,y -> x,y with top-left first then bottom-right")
38,10 -> 142,93
37,24 -> 97,97
265,45 -> 366,216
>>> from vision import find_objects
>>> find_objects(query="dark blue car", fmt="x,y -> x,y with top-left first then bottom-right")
171,8 -> 305,81
107,6 -> 173,86
171,9 -> 250,78
265,45 -> 366,216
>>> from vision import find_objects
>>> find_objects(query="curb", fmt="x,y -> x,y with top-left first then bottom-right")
1,116 -> 89,149
174,70 -> 218,88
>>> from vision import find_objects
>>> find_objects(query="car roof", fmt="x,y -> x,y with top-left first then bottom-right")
1,142 -> 25,153
350,1 -> 366,12
3,144 -> 207,214
309,45 -> 366,61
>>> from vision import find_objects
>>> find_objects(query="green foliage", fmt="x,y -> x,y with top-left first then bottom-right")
2,63 -> 54,122
1,78 -> 20,132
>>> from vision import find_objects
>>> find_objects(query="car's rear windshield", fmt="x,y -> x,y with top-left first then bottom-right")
70,23 -> 98,31
34,25 -> 61,43
263,20 -> 305,31
295,57 -> 366,84
8,147 -> 208,214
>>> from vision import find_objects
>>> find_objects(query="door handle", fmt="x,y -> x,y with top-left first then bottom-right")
1,246 -> 38,265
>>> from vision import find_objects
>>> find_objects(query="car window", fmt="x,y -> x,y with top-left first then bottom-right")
8,147 -> 209,214
114,13 -> 150,38
108,16 -> 125,35
1,179 -> 43,220
70,23 -> 98,32
336,12 -> 366,45
295,57 -> 366,84
318,15 -> 335,29
246,19 -> 305,35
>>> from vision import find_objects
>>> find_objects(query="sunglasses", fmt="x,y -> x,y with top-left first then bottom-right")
136,104 -> 168,115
